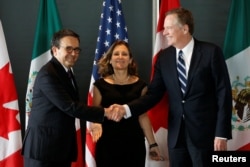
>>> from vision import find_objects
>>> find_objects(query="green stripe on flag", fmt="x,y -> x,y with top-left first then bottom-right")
223,0 -> 250,59
223,0 -> 250,150
32,0 -> 62,59
25,0 -> 62,119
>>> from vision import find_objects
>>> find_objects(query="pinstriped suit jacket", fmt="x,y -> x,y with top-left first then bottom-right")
22,57 -> 104,162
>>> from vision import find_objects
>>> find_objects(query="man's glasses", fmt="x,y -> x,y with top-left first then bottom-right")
60,45 -> 81,54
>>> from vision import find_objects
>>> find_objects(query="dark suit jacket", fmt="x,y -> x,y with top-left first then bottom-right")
22,57 -> 104,162
128,39 -> 232,149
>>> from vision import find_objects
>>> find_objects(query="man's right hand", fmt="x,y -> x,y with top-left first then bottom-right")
104,104 -> 126,122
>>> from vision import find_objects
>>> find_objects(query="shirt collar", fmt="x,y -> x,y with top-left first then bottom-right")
176,37 -> 194,56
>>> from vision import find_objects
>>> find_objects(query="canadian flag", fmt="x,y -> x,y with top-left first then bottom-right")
145,0 -> 180,167
0,20 -> 23,167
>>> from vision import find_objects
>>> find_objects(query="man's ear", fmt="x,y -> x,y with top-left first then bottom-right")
183,24 -> 189,34
51,46 -> 57,56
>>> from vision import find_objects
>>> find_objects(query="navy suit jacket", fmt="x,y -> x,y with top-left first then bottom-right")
22,57 -> 104,162
128,39 -> 232,148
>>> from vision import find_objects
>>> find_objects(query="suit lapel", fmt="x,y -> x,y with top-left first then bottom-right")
51,57 -> 79,99
165,47 -> 184,97
173,50 -> 183,97
70,72 -> 79,93
185,40 -> 202,96
66,71 -> 79,98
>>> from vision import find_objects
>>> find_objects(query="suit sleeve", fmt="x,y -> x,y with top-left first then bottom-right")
212,46 -> 232,139
128,53 -> 166,117
36,70 -> 105,123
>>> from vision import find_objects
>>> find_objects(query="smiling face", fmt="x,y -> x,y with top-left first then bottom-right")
52,36 -> 80,68
110,44 -> 132,71
163,13 -> 190,49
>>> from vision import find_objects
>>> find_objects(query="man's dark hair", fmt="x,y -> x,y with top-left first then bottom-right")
50,29 -> 80,56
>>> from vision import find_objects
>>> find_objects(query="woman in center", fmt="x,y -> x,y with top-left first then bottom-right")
89,40 -> 162,167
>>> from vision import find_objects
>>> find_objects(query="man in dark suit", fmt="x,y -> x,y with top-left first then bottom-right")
111,7 -> 232,167
22,29 -> 112,167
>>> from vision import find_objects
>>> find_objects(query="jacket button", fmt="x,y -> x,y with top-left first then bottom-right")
182,100 -> 185,103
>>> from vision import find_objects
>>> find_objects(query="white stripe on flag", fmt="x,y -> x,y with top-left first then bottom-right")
226,46 -> 250,150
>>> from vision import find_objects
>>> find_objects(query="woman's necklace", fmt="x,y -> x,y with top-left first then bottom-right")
112,74 -> 130,84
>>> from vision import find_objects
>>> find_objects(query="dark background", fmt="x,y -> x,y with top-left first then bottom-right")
0,0 -> 231,137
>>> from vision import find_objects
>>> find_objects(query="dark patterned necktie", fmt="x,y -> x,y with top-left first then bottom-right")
67,69 -> 75,88
177,50 -> 187,94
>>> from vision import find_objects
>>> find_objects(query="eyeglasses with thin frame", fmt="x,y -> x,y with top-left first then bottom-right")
60,45 -> 81,54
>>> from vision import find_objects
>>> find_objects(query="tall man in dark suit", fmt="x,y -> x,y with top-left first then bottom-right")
111,7 -> 232,167
22,29 -> 113,167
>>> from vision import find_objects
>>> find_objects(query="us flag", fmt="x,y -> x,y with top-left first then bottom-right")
85,0 -> 128,166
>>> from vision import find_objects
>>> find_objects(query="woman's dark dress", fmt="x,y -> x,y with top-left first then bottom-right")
94,78 -> 147,167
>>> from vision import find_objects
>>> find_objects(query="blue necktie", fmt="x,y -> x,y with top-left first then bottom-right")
177,50 -> 187,94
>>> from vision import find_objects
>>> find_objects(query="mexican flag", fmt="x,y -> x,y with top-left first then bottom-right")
223,0 -> 250,151
25,1 -> 84,166
25,0 -> 62,126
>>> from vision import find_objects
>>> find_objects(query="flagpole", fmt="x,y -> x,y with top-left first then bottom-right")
152,0 -> 158,52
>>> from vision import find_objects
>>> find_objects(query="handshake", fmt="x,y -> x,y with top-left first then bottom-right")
104,104 -> 126,122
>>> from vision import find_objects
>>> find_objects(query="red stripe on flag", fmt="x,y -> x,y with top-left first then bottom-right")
148,0 -> 180,132
145,2 -> 180,167
0,150 -> 23,167
0,20 -> 23,167
85,1 -> 128,166
147,94 -> 169,132
86,129 -> 96,157
71,129 -> 84,167
238,143 -> 250,151
157,0 -> 180,32
85,91 -> 96,167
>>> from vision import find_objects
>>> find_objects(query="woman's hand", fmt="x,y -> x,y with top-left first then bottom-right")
149,145 -> 165,161
89,123 -> 103,142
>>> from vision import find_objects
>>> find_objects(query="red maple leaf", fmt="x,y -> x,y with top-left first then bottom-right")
147,94 -> 169,132
0,63 -> 20,139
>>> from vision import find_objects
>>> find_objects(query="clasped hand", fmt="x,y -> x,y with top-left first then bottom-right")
104,104 -> 126,122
